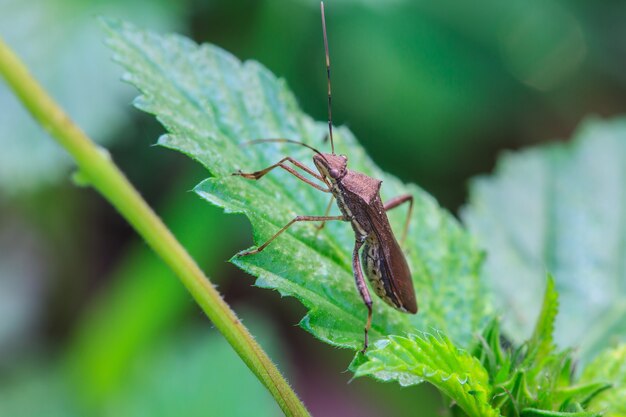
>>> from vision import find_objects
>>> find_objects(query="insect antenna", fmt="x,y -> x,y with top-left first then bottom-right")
321,1 -> 335,155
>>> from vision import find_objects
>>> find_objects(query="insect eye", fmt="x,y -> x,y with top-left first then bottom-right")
329,168 -> 340,178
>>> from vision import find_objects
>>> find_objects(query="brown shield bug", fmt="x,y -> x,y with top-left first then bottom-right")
234,2 -> 417,352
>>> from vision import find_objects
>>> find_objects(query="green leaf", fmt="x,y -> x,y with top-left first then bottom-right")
520,409 -> 602,417
353,332 -> 500,417
0,0 -> 183,194
527,275 -> 558,360
579,344 -> 626,417
463,117 -> 626,363
103,324 -> 283,417
473,293 -> 600,415
553,382 -> 611,410
0,322 -> 282,417
473,319 -> 510,384
102,20 -> 491,351
506,370 -> 535,409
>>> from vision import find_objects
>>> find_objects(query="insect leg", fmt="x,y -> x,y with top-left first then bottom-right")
233,157 -> 330,193
238,215 -> 347,256
384,194 -> 413,244
315,194 -> 336,232
352,239 -> 373,353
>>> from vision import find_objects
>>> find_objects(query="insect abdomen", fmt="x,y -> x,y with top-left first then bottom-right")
361,237 -> 404,311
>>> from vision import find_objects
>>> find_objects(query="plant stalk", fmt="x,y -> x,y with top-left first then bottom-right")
0,36 -> 310,417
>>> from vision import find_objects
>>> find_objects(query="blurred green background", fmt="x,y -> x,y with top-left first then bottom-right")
2,0 -> 626,416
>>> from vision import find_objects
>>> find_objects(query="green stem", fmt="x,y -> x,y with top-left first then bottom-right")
0,36 -> 310,417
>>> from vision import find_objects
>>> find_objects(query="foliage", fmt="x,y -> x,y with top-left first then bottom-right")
580,344 -> 626,417
471,276 -> 608,416
67,183 -> 238,404
0,324 -> 281,417
100,19 -> 626,416
102,325 -> 282,417
463,118 -> 626,365
102,19 -> 490,353
0,0 -> 183,194
356,276 -> 611,417
2,0 -> 625,415
352,332 -> 499,417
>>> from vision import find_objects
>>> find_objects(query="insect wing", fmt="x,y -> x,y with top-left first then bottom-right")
365,202 -> 418,314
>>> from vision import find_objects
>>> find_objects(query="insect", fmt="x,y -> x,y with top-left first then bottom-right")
234,1 -> 417,352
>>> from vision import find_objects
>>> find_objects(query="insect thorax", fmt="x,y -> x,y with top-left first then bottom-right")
331,186 -> 369,239
331,170 -> 382,240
